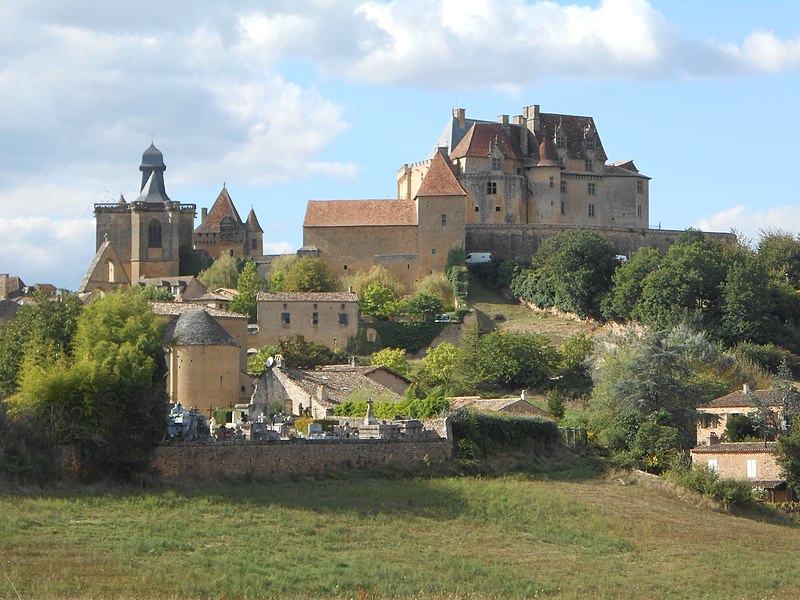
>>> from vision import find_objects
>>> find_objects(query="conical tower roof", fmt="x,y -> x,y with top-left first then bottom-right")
245,207 -> 263,233
165,310 -> 239,347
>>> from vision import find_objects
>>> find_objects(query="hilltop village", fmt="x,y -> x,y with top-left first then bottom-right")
1,104 -> 798,503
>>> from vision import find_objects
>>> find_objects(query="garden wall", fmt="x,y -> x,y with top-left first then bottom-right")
153,438 -> 452,479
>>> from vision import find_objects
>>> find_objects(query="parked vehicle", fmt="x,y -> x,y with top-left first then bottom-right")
465,252 -> 492,264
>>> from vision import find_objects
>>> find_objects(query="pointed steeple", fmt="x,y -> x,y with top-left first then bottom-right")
245,207 -> 263,233
138,143 -> 171,202
194,186 -> 246,234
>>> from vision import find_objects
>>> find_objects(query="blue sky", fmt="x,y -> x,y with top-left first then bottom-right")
2,0 -> 800,289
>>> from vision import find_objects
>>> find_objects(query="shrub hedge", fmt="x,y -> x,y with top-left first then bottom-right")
449,409 -> 562,458
370,321 -> 445,353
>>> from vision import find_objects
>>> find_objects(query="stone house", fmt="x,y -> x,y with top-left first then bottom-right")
252,291 -> 360,351
260,362 -> 409,419
696,384 -> 780,445
690,442 -> 791,502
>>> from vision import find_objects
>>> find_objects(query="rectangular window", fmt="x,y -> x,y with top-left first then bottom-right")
487,181 -> 497,195
281,312 -> 291,325
474,206 -> 480,212
560,178 -> 567,193
250,238 -> 257,250
708,459 -> 718,473
586,138 -> 595,151
491,157 -> 502,171
560,201 -> 565,215
495,206 -> 501,212
558,157 -> 564,167
312,312 -> 319,325
747,459 -> 757,479
431,248 -> 437,255
441,214 -> 447,226
585,159 -> 593,172
338,313 -> 348,326
637,205 -> 642,217
588,182 -> 596,196
549,176 -> 554,188
637,180 -> 644,194
588,204 -> 595,217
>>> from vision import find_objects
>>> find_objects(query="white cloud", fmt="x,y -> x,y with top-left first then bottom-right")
694,205 -> 800,242
728,31 -> 800,72
264,241 -> 296,255
0,216 -> 95,288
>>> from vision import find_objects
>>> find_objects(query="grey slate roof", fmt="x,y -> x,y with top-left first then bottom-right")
164,309 -> 239,347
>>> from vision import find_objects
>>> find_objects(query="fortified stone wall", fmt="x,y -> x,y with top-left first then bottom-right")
465,224 -> 736,259
153,438 -> 452,479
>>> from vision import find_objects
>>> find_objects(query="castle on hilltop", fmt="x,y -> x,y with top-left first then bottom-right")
79,144 -> 263,295
301,104 -> 708,291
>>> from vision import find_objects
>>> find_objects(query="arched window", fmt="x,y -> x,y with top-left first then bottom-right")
148,219 -> 162,248
107,260 -> 115,283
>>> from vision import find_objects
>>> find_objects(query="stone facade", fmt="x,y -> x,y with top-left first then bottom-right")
398,106 -> 649,229
90,144 -> 195,288
253,291 -> 360,351
696,386 -> 778,446
193,186 -> 264,259
153,438 -> 452,479
465,224 -> 736,260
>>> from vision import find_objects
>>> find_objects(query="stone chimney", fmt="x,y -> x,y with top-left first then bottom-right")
514,115 -> 529,156
743,383 -> 751,394
498,114 -> 509,127
201,207 -> 207,225
453,107 -> 466,129
0,274 -> 8,300
709,431 -> 719,445
521,389 -> 529,402
524,104 -> 541,134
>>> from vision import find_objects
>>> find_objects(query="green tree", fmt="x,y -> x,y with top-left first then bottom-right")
720,253 -> 775,346
277,334 -> 346,368
518,228 -> 617,319
416,342 -> 468,393
132,284 -> 174,302
229,260 -> 264,323
0,290 -> 83,399
725,414 -> 758,442
404,292 -> 444,321
370,347 -> 409,376
590,325 -> 725,452
758,230 -> 800,289
197,252 -> 239,290
476,330 -> 558,390
11,291 -> 167,479
748,360 -> 800,438
601,247 -> 661,321
775,419 -> 800,496
636,236 -> 729,332
546,388 -> 565,419
447,265 -> 469,309
248,345 -> 279,376
343,265 -> 405,297
283,257 -> 339,292
414,273 -> 455,309
360,281 -> 401,320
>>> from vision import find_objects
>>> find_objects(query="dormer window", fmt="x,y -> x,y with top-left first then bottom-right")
586,137 -> 595,151
491,157 -> 502,171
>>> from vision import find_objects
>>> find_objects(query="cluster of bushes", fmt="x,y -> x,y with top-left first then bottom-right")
666,466 -> 753,508
333,394 -> 449,420
450,409 -> 562,458
369,321 -> 446,354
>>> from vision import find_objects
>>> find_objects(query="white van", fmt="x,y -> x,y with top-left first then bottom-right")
465,252 -> 492,264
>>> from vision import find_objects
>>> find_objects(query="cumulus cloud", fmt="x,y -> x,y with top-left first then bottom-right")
694,205 -> 800,243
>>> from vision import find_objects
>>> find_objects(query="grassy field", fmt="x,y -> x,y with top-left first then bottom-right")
1,473 -> 798,599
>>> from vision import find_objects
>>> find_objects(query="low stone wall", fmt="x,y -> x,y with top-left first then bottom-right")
154,438 -> 452,479
465,224 -> 735,259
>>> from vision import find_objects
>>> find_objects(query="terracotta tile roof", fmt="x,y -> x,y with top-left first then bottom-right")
282,365 -> 405,406
150,301 -> 248,319
303,200 -> 418,227
257,291 -> 358,303
698,389 -> 776,409
416,152 -> 466,197
450,122 -> 523,160
195,186 -> 245,234
536,137 -> 560,167
692,442 -> 776,454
